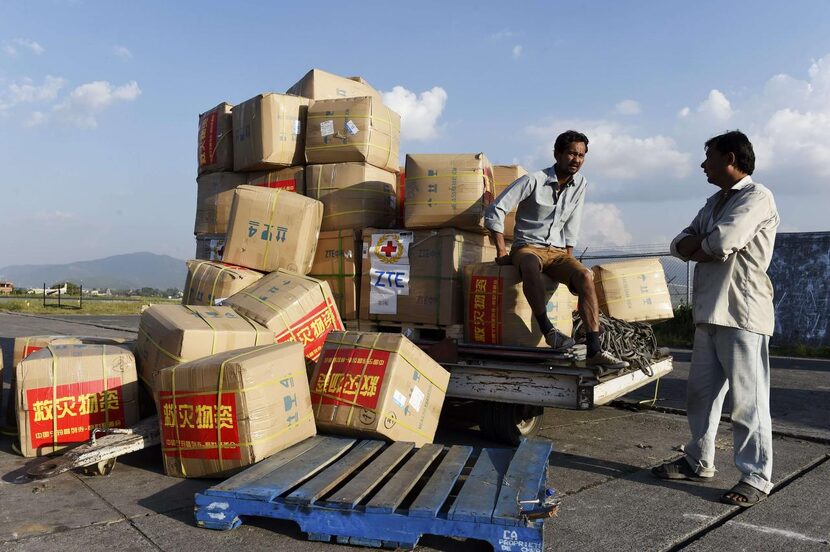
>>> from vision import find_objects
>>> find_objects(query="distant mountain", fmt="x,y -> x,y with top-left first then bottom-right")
0,252 -> 188,290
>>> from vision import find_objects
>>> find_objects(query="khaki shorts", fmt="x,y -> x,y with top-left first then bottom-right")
511,245 -> 586,292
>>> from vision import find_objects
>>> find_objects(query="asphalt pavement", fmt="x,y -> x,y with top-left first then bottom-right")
0,312 -> 827,551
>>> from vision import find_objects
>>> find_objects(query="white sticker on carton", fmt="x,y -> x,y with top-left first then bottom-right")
292,119 -> 301,135
409,385 -> 425,412
320,120 -> 335,137
368,232 -> 413,313
392,390 -> 407,409
213,297 -> 227,306
345,120 -> 359,136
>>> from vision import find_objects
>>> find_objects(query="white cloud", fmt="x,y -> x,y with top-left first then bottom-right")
696,89 -> 733,122
113,45 -> 133,59
50,80 -> 142,128
615,99 -> 641,115
512,45 -> 523,59
678,106 -> 690,118
25,111 -> 47,127
580,203 -> 633,247
3,38 -> 44,57
0,76 -> 66,111
381,85 -> 447,141
526,120 -> 691,184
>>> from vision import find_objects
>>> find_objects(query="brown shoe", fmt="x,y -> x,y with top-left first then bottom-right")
586,349 -> 629,369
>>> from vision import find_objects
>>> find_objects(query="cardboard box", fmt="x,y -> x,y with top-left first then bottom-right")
155,342 -> 315,478
360,228 -> 497,325
194,172 -> 247,235
404,153 -> 495,231
463,263 -> 575,347
197,102 -> 234,175
246,166 -> 305,195
310,331 -> 449,447
305,96 -> 400,173
493,165 -> 529,240
135,305 -> 274,390
305,163 -> 397,231
182,260 -> 263,306
195,233 -> 225,261
223,185 -> 323,274
232,93 -> 310,171
286,68 -> 382,102
224,270 -> 344,363
308,230 -> 361,320
592,258 -> 674,323
16,344 -> 139,457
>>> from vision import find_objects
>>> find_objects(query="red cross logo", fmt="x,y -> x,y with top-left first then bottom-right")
380,240 -> 398,257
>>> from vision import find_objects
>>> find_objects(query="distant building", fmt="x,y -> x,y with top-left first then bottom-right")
0,281 -> 12,295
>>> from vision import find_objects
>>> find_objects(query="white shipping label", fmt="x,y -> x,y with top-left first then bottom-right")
292,119 -> 301,135
408,386 -> 425,412
345,120 -> 359,136
369,286 -> 397,314
392,390 -> 407,409
320,120 -> 335,137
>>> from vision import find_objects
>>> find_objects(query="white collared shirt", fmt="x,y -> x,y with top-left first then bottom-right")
484,165 -> 587,249
670,176 -> 780,335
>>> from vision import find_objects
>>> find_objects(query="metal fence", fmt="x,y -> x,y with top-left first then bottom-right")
577,244 -> 693,308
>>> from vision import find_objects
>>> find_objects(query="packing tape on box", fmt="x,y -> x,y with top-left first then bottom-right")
165,344 -> 312,475
40,344 -> 113,454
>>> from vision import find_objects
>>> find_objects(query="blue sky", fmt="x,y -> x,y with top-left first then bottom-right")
2,0 -> 830,266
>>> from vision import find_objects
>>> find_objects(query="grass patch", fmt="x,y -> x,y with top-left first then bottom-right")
0,297 -> 179,315
652,304 -> 695,348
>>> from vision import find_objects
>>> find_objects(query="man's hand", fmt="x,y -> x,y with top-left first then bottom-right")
495,253 -> 512,266
566,245 -> 574,257
676,235 -> 706,258
690,249 -> 715,263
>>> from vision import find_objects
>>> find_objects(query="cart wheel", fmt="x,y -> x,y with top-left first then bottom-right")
479,402 -> 544,446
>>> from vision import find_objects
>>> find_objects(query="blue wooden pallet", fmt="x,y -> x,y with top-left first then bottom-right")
194,436 -> 553,551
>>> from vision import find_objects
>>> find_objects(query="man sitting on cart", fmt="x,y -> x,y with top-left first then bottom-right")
484,130 -> 627,368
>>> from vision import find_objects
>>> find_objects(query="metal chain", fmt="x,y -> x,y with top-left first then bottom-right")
572,313 -> 658,376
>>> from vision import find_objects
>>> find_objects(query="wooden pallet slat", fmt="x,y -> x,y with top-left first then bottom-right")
365,443 -> 444,513
210,436 -> 333,495
231,437 -> 356,501
448,448 -> 513,523
492,440 -> 553,525
408,445 -> 473,518
325,441 -> 414,509
285,440 -> 385,506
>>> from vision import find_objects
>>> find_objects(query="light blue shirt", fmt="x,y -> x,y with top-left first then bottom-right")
484,165 -> 587,249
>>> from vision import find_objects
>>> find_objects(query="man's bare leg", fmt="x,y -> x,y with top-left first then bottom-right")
518,255 -> 548,317
571,268 -> 600,332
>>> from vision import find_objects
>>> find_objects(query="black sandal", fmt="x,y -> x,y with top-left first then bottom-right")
721,481 -> 768,507
652,457 -> 712,482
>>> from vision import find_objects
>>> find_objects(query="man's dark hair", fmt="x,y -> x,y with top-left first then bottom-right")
554,130 -> 589,154
705,130 -> 755,175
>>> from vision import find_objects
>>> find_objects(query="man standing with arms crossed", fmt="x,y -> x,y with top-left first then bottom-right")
484,130 -> 627,368
653,130 -> 779,507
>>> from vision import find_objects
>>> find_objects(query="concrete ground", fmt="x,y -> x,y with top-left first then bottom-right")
0,312 -> 827,551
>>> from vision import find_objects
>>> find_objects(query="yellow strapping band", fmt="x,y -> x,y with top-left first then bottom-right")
161,410 -> 314,453
261,190 -> 281,268
46,344 -> 59,454
322,338 -> 447,393
138,326 -> 186,363
185,306 -> 219,355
